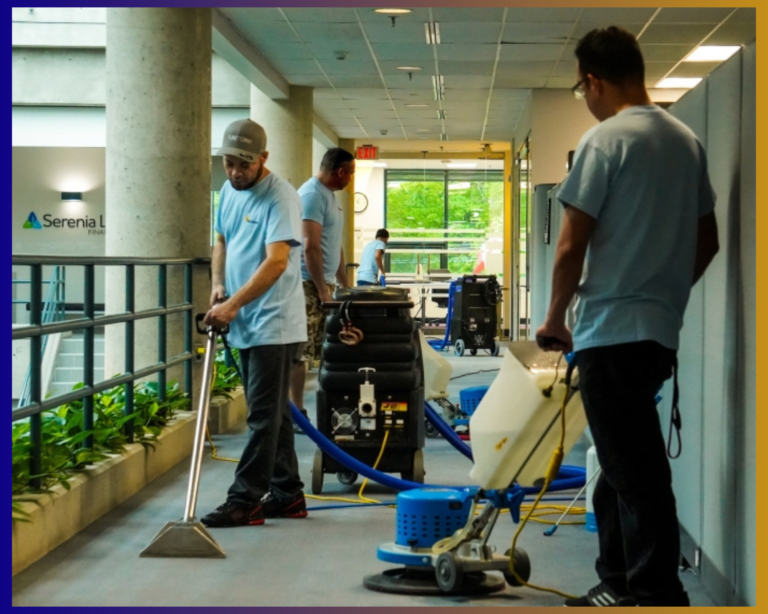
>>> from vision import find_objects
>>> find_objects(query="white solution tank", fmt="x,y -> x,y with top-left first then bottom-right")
468,341 -> 588,490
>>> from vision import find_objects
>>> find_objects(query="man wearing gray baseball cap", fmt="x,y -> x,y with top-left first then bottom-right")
201,118 -> 309,527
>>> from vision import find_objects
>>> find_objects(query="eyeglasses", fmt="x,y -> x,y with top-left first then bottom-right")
571,79 -> 586,100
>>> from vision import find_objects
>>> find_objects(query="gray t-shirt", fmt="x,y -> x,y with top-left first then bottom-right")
558,105 -> 716,352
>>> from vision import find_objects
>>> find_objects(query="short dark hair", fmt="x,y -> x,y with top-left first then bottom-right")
575,26 -> 645,86
375,228 -> 389,240
320,147 -> 355,173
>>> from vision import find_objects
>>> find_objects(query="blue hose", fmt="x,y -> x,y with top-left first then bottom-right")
424,401 -> 473,460
291,402 -> 585,494
426,280 -> 457,351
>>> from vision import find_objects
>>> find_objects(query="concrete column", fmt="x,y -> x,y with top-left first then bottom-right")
338,138 -> 356,284
105,8 -> 211,404
250,85 -> 313,189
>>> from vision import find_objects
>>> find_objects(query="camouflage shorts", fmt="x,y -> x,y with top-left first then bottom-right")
302,280 -> 335,362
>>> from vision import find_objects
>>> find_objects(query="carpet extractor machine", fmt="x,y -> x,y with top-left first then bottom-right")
363,341 -> 588,596
450,274 -> 502,357
312,286 -> 426,493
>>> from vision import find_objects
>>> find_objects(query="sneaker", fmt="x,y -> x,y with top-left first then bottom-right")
260,491 -> 308,519
293,409 -> 310,435
564,582 -> 636,607
200,501 -> 265,528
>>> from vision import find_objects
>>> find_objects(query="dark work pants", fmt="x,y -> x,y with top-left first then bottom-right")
575,341 -> 689,607
227,343 -> 305,505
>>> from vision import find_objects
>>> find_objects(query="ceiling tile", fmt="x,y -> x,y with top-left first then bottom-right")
573,22 -> 645,39
327,75 -> 385,88
359,21 -> 426,44
430,8 -> 506,22
286,74 -> 331,88
640,44 -> 691,62
269,59 -> 320,76
730,7 -> 756,23
387,88 -> 434,100
330,88 -> 389,99
370,43 -> 442,62
644,62 -> 677,81
281,8 -> 359,23
234,20 -> 299,44
445,75 -> 493,90
704,22 -> 756,45
655,8 -> 735,23
382,74 -> 436,89
292,22 -> 365,43
317,60 -> 379,76
219,8 -> 284,22
640,23 -> 717,45
305,42 -> 371,61
438,61 -> 494,77
668,61 -> 722,79
491,89 -> 531,101
506,8 -> 583,22
551,60 -> 578,77
544,76 -> 577,89
439,22 -> 506,45
346,99 -> 398,110
499,44 -> 566,62
495,61 -> 557,77
579,8 -> 658,23
493,75 -> 548,88
437,44 -> 503,62
502,22 -> 575,43
255,42 -> 313,61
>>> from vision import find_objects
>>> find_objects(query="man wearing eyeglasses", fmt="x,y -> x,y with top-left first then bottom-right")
290,148 -> 355,434
536,27 -> 719,607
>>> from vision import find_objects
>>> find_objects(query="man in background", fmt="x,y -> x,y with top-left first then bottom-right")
357,228 -> 389,286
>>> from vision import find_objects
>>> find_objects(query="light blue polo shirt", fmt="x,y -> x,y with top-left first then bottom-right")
558,105 -> 716,352
357,240 -> 387,284
298,177 -> 343,284
215,173 -> 308,349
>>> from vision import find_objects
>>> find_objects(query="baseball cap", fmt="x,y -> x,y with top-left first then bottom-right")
218,119 -> 267,162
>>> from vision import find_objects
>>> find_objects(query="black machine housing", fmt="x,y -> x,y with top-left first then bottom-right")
450,274 -> 502,356
315,286 -> 425,493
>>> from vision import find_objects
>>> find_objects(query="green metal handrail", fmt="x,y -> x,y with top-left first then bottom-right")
11,255 -> 210,489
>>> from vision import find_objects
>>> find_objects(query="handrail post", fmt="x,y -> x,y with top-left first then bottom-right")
83,264 -> 95,449
184,264 -> 193,396
125,265 -> 135,441
158,265 -> 167,404
29,265 -> 43,490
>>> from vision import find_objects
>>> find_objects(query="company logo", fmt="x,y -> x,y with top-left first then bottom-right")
23,212 -> 43,230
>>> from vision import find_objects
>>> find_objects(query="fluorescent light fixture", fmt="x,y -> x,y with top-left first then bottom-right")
439,133 -> 449,141
432,75 -> 445,101
425,22 -> 441,45
405,104 -> 429,108
446,163 -> 477,169
396,66 -> 422,71
61,192 -> 83,202
656,77 -> 702,89
436,109 -> 446,119
375,8 -> 412,15
684,45 -> 740,62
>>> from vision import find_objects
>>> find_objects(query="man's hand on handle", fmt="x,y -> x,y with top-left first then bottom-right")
535,320 -> 573,353
204,287 -> 237,330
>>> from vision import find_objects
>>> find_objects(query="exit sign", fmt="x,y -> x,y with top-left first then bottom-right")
356,145 -> 379,160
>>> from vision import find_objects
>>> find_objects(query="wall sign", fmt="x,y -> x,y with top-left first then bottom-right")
23,211 -> 106,235
356,145 -> 378,160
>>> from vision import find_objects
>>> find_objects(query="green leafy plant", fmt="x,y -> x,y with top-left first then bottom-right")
211,347 -> 242,399
12,380 -> 191,522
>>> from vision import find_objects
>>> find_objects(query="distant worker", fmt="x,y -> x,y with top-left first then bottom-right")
535,27 -> 719,607
357,229 -> 389,286
290,148 -> 355,434
201,119 -> 309,527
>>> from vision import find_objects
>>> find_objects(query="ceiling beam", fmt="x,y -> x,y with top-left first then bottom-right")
313,113 -> 338,149
211,8 -> 289,100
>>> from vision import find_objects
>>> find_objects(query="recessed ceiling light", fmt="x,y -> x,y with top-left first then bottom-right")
375,8 -> 412,15
656,77 -> 703,89
405,104 -> 429,108
684,46 -> 740,62
396,66 -> 422,71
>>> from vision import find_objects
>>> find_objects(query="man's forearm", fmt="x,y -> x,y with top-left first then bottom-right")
335,248 -> 348,287
305,245 -> 327,293
228,256 -> 287,310
211,240 -> 226,288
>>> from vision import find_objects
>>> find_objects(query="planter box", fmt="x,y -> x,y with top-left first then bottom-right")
12,410 -> 197,576
207,387 -> 246,435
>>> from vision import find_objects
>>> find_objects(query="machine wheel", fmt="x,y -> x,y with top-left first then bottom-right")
503,548 -> 532,587
454,339 -> 465,356
311,449 -> 324,495
492,340 -> 500,356
470,348 -> 477,356
402,449 -> 425,483
435,552 -> 465,592
337,470 -> 358,486
425,418 -> 441,439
